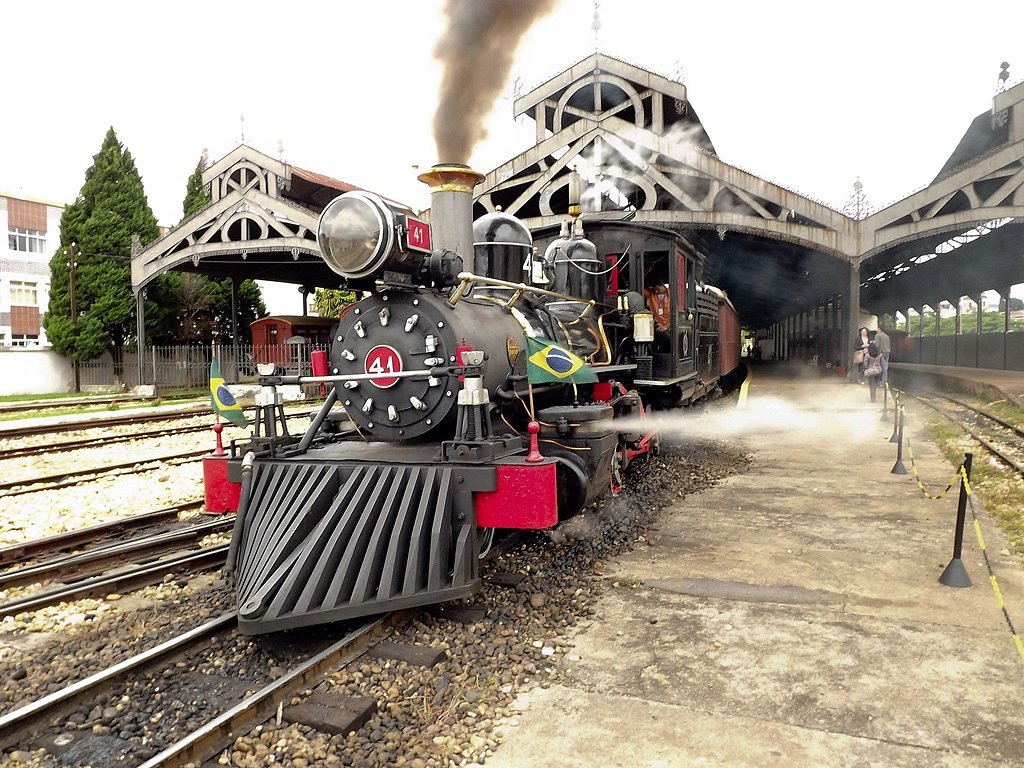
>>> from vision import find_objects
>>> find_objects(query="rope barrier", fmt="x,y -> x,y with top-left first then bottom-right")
965,482 -> 1024,661
892,388 -> 961,501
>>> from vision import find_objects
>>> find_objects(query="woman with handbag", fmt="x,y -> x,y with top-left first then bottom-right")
862,341 -> 884,402
854,327 -> 871,383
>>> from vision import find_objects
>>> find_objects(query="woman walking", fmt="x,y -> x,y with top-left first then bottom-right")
854,327 -> 871,383
862,341 -> 884,402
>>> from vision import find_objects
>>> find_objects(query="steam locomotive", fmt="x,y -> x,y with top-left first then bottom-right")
221,164 -> 742,634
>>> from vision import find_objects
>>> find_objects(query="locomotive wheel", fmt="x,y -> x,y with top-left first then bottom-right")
609,448 -> 624,495
478,527 -> 496,559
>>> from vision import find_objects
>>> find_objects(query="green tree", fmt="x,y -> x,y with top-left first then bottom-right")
312,288 -> 357,319
44,127 -> 160,376
182,151 -> 210,219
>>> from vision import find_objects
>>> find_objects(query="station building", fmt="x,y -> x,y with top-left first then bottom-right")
0,193 -> 63,348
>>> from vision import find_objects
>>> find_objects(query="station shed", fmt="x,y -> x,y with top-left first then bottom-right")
249,314 -> 335,374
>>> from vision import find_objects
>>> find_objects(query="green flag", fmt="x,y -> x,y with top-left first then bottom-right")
524,336 -> 598,385
210,357 -> 248,427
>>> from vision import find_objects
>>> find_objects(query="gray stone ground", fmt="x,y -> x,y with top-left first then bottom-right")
483,365 -> 1024,768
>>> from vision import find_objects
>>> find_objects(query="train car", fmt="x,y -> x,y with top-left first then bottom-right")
220,165 -> 742,634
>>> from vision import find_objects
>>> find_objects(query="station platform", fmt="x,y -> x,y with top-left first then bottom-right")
890,362 -> 1024,408
483,364 -> 1024,767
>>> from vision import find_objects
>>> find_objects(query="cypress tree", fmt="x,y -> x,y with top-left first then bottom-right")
44,127 -> 160,370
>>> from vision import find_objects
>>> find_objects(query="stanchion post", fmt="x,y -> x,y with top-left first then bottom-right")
890,402 -> 908,474
889,392 -> 900,443
939,453 -> 973,588
880,382 -> 890,421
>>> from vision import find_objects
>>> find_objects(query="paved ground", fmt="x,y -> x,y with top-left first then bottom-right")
483,364 -> 1024,767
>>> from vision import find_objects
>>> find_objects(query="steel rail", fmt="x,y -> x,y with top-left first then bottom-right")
0,517 -> 234,590
931,392 -> 1024,440
0,423 -> 213,459
2,412 -> 303,458
0,448 -> 211,496
910,394 -> 1024,478
0,405 -> 212,438
0,394 -> 167,415
0,545 -> 228,618
136,617 -> 389,768
0,502 -> 203,567
0,613 -> 236,752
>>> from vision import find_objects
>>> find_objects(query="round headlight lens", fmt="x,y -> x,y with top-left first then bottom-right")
317,192 -> 395,279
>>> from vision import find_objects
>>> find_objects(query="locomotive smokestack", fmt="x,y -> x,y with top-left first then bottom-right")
417,163 -> 485,274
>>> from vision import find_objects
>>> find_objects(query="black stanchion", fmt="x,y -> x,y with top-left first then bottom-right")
939,453 -> 974,588
890,403 -> 908,474
889,392 -> 900,444
880,381 -> 890,421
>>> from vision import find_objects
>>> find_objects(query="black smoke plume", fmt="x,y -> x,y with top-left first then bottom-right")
433,0 -> 557,163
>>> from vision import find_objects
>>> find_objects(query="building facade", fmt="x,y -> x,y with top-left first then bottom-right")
0,193 -> 63,347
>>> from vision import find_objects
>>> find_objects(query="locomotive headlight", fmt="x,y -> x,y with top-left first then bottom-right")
633,312 -> 655,343
317,192 -> 397,280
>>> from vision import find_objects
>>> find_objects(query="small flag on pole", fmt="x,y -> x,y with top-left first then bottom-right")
210,357 -> 248,427
524,336 -> 598,385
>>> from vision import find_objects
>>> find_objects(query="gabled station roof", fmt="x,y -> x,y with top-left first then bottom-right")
134,60 -> 1024,331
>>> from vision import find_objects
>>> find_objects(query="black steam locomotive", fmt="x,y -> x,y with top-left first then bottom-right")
222,165 -> 742,634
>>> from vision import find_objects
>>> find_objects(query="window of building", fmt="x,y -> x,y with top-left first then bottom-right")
10,334 -> 39,347
7,227 -> 47,254
10,281 -> 38,306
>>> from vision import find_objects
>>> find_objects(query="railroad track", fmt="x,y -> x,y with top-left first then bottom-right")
0,514 -> 234,591
0,447 -> 212,496
0,501 -> 204,567
907,391 -> 1024,478
0,545 -> 229,618
0,406 -> 311,442
0,393 -> 191,416
0,422 -> 215,459
0,611 -> 389,764
0,404 -> 213,438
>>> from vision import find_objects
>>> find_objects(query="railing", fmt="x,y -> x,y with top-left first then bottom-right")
77,343 -> 325,390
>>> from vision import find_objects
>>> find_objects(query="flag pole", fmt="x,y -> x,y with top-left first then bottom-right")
211,341 -> 225,456
525,377 -> 543,463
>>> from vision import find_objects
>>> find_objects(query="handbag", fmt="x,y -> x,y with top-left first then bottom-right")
853,350 -> 864,364
864,363 -> 881,377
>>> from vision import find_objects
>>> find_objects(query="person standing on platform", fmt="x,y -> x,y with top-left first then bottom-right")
854,327 -> 871,383
875,325 -> 891,386
863,341 -> 883,402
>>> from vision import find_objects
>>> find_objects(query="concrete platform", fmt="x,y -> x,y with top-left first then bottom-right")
484,365 -> 1024,767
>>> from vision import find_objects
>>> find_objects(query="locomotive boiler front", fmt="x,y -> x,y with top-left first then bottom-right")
330,291 -> 523,440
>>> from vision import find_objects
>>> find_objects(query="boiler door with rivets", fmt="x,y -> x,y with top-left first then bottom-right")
329,292 -> 522,440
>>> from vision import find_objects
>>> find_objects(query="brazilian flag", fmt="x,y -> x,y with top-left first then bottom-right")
524,336 -> 598,385
210,358 -> 248,427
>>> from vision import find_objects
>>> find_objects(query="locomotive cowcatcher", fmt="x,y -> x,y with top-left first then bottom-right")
220,164 -> 742,634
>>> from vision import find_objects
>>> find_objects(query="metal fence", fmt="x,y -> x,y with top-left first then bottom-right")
77,342 -> 324,390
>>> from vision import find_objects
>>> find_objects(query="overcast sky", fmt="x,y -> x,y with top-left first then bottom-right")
3,0 -> 1021,311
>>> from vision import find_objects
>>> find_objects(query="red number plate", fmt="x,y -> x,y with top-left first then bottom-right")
365,345 -> 402,388
405,217 -> 432,253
